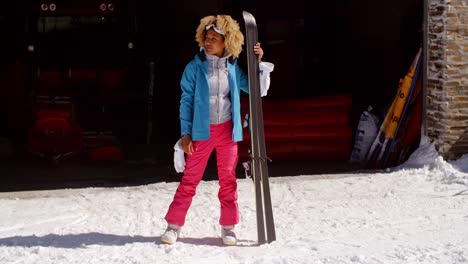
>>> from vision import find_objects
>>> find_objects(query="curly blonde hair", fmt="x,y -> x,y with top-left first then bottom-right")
195,15 -> 244,58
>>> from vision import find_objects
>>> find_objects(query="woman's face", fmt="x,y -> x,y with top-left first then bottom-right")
204,29 -> 225,57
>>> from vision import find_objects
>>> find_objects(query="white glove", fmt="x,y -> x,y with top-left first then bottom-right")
259,62 -> 274,97
173,138 -> 185,173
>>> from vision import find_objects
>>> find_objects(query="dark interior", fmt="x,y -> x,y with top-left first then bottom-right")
0,0 -> 423,190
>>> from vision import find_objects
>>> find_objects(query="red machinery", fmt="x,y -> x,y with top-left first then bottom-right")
239,94 -> 353,162
24,0 -> 134,164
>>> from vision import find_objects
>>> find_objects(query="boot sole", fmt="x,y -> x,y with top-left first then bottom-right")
222,239 -> 237,246
160,237 -> 177,244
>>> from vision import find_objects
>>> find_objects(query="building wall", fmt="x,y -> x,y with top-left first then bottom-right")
427,0 -> 468,159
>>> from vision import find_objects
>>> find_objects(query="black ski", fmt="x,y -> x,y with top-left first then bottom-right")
242,11 -> 276,244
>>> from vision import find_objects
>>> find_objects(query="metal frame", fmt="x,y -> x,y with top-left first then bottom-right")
421,0 -> 429,144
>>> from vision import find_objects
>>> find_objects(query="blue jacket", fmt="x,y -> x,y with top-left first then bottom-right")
180,51 -> 249,142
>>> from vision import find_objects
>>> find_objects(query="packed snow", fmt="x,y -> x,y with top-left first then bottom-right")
0,140 -> 467,264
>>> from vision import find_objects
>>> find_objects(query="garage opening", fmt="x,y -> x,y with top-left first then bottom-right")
0,0 -> 423,191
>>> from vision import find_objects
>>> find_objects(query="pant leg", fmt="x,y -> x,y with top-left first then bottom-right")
215,121 -> 240,226
165,138 -> 214,226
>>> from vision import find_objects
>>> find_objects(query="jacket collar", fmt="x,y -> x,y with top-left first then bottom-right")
197,49 -> 235,65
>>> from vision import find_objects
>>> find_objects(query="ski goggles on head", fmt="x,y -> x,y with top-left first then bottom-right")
205,22 -> 225,35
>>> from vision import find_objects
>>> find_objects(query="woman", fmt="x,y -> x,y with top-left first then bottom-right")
162,14 -> 274,246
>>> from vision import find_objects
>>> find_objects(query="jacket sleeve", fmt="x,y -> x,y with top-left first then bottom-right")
237,63 -> 249,94
259,61 -> 274,97
180,63 -> 196,137
238,61 -> 274,96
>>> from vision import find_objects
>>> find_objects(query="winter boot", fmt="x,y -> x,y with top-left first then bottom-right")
221,225 -> 237,246
160,224 -> 181,244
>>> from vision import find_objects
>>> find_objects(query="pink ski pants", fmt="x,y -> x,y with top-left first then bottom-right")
165,120 -> 239,226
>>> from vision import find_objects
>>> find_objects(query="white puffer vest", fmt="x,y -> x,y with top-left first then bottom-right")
205,51 -> 232,124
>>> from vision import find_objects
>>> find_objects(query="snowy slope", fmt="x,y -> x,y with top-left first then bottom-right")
0,142 -> 467,264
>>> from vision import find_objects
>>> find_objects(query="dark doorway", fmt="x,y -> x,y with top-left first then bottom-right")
0,0 -> 423,191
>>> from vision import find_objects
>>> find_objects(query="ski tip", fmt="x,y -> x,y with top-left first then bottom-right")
242,11 -> 256,22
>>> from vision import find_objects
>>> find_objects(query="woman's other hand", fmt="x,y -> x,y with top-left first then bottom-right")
254,42 -> 263,62
181,134 -> 194,155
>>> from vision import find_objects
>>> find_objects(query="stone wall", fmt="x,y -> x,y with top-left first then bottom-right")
427,0 -> 468,159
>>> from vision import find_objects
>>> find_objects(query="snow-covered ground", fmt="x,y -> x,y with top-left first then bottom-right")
0,141 -> 467,264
